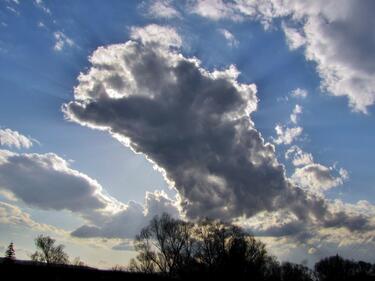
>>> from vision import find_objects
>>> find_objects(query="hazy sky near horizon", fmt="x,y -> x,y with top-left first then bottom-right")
1,0 -> 375,268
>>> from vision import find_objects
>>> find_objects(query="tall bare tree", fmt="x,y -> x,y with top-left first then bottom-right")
30,235 -> 69,265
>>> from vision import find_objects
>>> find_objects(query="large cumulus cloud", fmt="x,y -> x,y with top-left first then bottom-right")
63,26 -> 333,224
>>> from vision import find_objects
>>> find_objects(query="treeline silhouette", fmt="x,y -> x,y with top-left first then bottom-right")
1,213 -> 375,281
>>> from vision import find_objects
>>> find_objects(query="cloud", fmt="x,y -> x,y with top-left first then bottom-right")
0,128 -> 34,149
130,24 -> 182,49
291,163 -> 348,194
218,28 -> 238,47
190,0 -> 242,21
0,150 -> 120,217
34,0 -> 51,14
63,29 -> 338,226
0,201 -> 67,235
61,24 -> 375,251
273,125 -> 303,145
6,5 -> 20,16
146,0 -> 181,19
189,0 -> 375,113
290,104 -> 302,124
0,148 -> 181,239
72,191 -> 180,239
54,31 -> 74,51
291,88 -> 308,99
285,146 -> 314,167
282,22 -> 306,50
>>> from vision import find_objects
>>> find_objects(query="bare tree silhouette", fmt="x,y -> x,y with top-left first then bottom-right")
130,213 -> 278,280
315,254 -> 375,281
129,213 -> 195,275
30,235 -> 69,265
280,262 -> 315,281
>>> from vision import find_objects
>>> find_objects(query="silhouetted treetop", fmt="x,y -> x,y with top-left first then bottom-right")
130,213 -> 278,280
4,242 -> 16,263
30,235 -> 69,265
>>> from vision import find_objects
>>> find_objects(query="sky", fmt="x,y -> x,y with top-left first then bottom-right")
1,0 -> 375,269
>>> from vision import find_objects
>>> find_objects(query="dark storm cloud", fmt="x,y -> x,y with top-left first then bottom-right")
63,36 -> 331,223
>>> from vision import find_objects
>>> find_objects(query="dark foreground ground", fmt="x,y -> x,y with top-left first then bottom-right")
2,260 -> 375,281
0,262 -> 168,281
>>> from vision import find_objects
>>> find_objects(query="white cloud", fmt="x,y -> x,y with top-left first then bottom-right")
147,0 -> 181,19
6,6 -> 19,16
0,148 -> 182,240
285,146 -> 313,167
190,0 -> 375,113
38,21 -> 45,28
218,28 -> 238,47
291,163 -> 348,194
273,125 -> 303,145
282,22 -> 306,50
291,88 -> 308,99
0,128 -> 34,149
71,190 -> 181,239
190,0 -> 242,21
34,0 -> 51,14
54,31 -> 74,51
130,24 -> 182,49
0,150 -> 121,219
290,104 -> 302,124
0,201 -> 67,235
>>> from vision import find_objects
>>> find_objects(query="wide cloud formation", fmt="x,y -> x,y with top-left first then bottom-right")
188,0 -> 375,113
0,150 -> 118,216
63,25 -> 349,227
0,149 -> 179,238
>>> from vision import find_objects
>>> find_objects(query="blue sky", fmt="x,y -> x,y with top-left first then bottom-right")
1,0 -> 375,268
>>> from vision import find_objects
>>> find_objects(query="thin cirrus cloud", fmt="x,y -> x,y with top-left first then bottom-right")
188,0 -> 375,113
53,31 -> 74,51
62,24 -> 372,240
